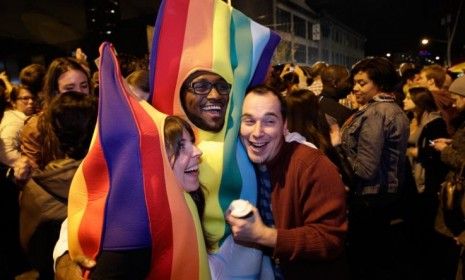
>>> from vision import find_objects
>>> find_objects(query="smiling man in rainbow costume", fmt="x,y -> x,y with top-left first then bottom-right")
149,0 -> 280,278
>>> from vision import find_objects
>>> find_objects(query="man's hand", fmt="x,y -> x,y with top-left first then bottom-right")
55,253 -> 95,280
225,207 -> 277,248
74,48 -> 88,63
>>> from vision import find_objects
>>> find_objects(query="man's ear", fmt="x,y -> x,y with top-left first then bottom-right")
283,119 -> 288,135
427,78 -> 436,88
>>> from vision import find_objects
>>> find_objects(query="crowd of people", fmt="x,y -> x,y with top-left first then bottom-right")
1,4 -> 465,280
1,49 -> 464,280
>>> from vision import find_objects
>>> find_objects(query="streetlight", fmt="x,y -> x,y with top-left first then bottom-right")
420,37 -> 448,66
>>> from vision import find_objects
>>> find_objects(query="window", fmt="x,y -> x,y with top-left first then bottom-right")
294,43 -> 307,64
308,47 -> 318,63
276,8 -> 291,33
293,15 -> 306,38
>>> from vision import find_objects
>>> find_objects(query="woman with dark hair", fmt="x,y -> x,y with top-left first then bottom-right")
15,57 -> 92,182
409,87 -> 449,197
286,88 -> 354,188
338,57 -> 410,279
406,87 -> 450,280
19,91 -> 97,280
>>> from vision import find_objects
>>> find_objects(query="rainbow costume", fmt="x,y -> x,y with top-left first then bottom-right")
150,0 -> 279,278
68,43 -> 209,279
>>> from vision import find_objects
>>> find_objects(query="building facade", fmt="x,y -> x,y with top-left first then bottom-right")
232,0 -> 365,67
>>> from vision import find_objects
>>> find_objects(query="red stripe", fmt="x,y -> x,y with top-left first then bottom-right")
78,136 -> 110,258
153,0 -> 190,114
128,98 -> 174,279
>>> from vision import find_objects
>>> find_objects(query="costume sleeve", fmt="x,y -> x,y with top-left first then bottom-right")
351,112 -> 385,180
274,155 -> 347,261
0,118 -> 23,166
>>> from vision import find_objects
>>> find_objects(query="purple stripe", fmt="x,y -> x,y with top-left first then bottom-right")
249,31 -> 281,86
99,43 -> 151,249
148,0 -> 167,101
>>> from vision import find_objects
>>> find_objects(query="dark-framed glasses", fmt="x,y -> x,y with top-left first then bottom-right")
188,80 -> 232,95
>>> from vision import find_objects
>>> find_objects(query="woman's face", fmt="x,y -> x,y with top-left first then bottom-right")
57,69 -> 90,94
13,88 -> 35,116
403,92 -> 415,111
171,129 -> 202,192
352,71 -> 380,106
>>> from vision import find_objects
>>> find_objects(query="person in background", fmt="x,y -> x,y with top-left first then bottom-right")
0,86 -> 36,167
126,69 -> 150,101
281,71 -> 300,96
433,75 -> 465,280
14,57 -> 91,182
0,85 -> 37,279
227,85 -> 348,279
19,64 -> 46,104
338,57 -> 409,280
20,92 -> 97,280
407,87 -> 450,279
286,88 -> 354,188
319,64 -> 354,127
416,64 -> 457,135
307,61 -> 328,95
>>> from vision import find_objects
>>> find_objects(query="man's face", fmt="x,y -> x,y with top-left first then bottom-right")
182,72 -> 230,132
415,71 -> 434,90
352,71 -> 379,106
240,91 -> 285,165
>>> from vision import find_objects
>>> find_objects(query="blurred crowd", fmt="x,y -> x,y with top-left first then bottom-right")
1,49 -> 465,280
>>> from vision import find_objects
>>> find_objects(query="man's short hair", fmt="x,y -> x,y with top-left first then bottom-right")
245,85 -> 287,120
351,57 -> 399,93
421,64 -> 446,89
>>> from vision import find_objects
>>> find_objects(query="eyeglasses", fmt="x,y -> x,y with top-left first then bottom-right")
16,96 -> 35,102
187,80 -> 232,96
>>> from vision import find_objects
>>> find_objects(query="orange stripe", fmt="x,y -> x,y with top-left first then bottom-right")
172,0 -> 214,116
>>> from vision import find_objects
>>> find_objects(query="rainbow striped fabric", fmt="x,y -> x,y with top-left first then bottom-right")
149,0 -> 280,278
68,42 -> 209,279
149,0 -> 280,246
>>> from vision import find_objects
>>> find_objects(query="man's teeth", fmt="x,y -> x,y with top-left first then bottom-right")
203,105 -> 221,111
251,142 -> 266,148
185,166 -> 198,173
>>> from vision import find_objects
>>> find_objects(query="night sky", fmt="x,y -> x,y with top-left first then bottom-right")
311,0 -> 465,63
1,0 -> 465,66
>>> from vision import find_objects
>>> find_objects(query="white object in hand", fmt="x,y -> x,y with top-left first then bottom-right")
229,199 -> 253,218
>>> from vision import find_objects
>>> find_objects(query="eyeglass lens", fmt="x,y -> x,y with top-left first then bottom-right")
191,81 -> 231,95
